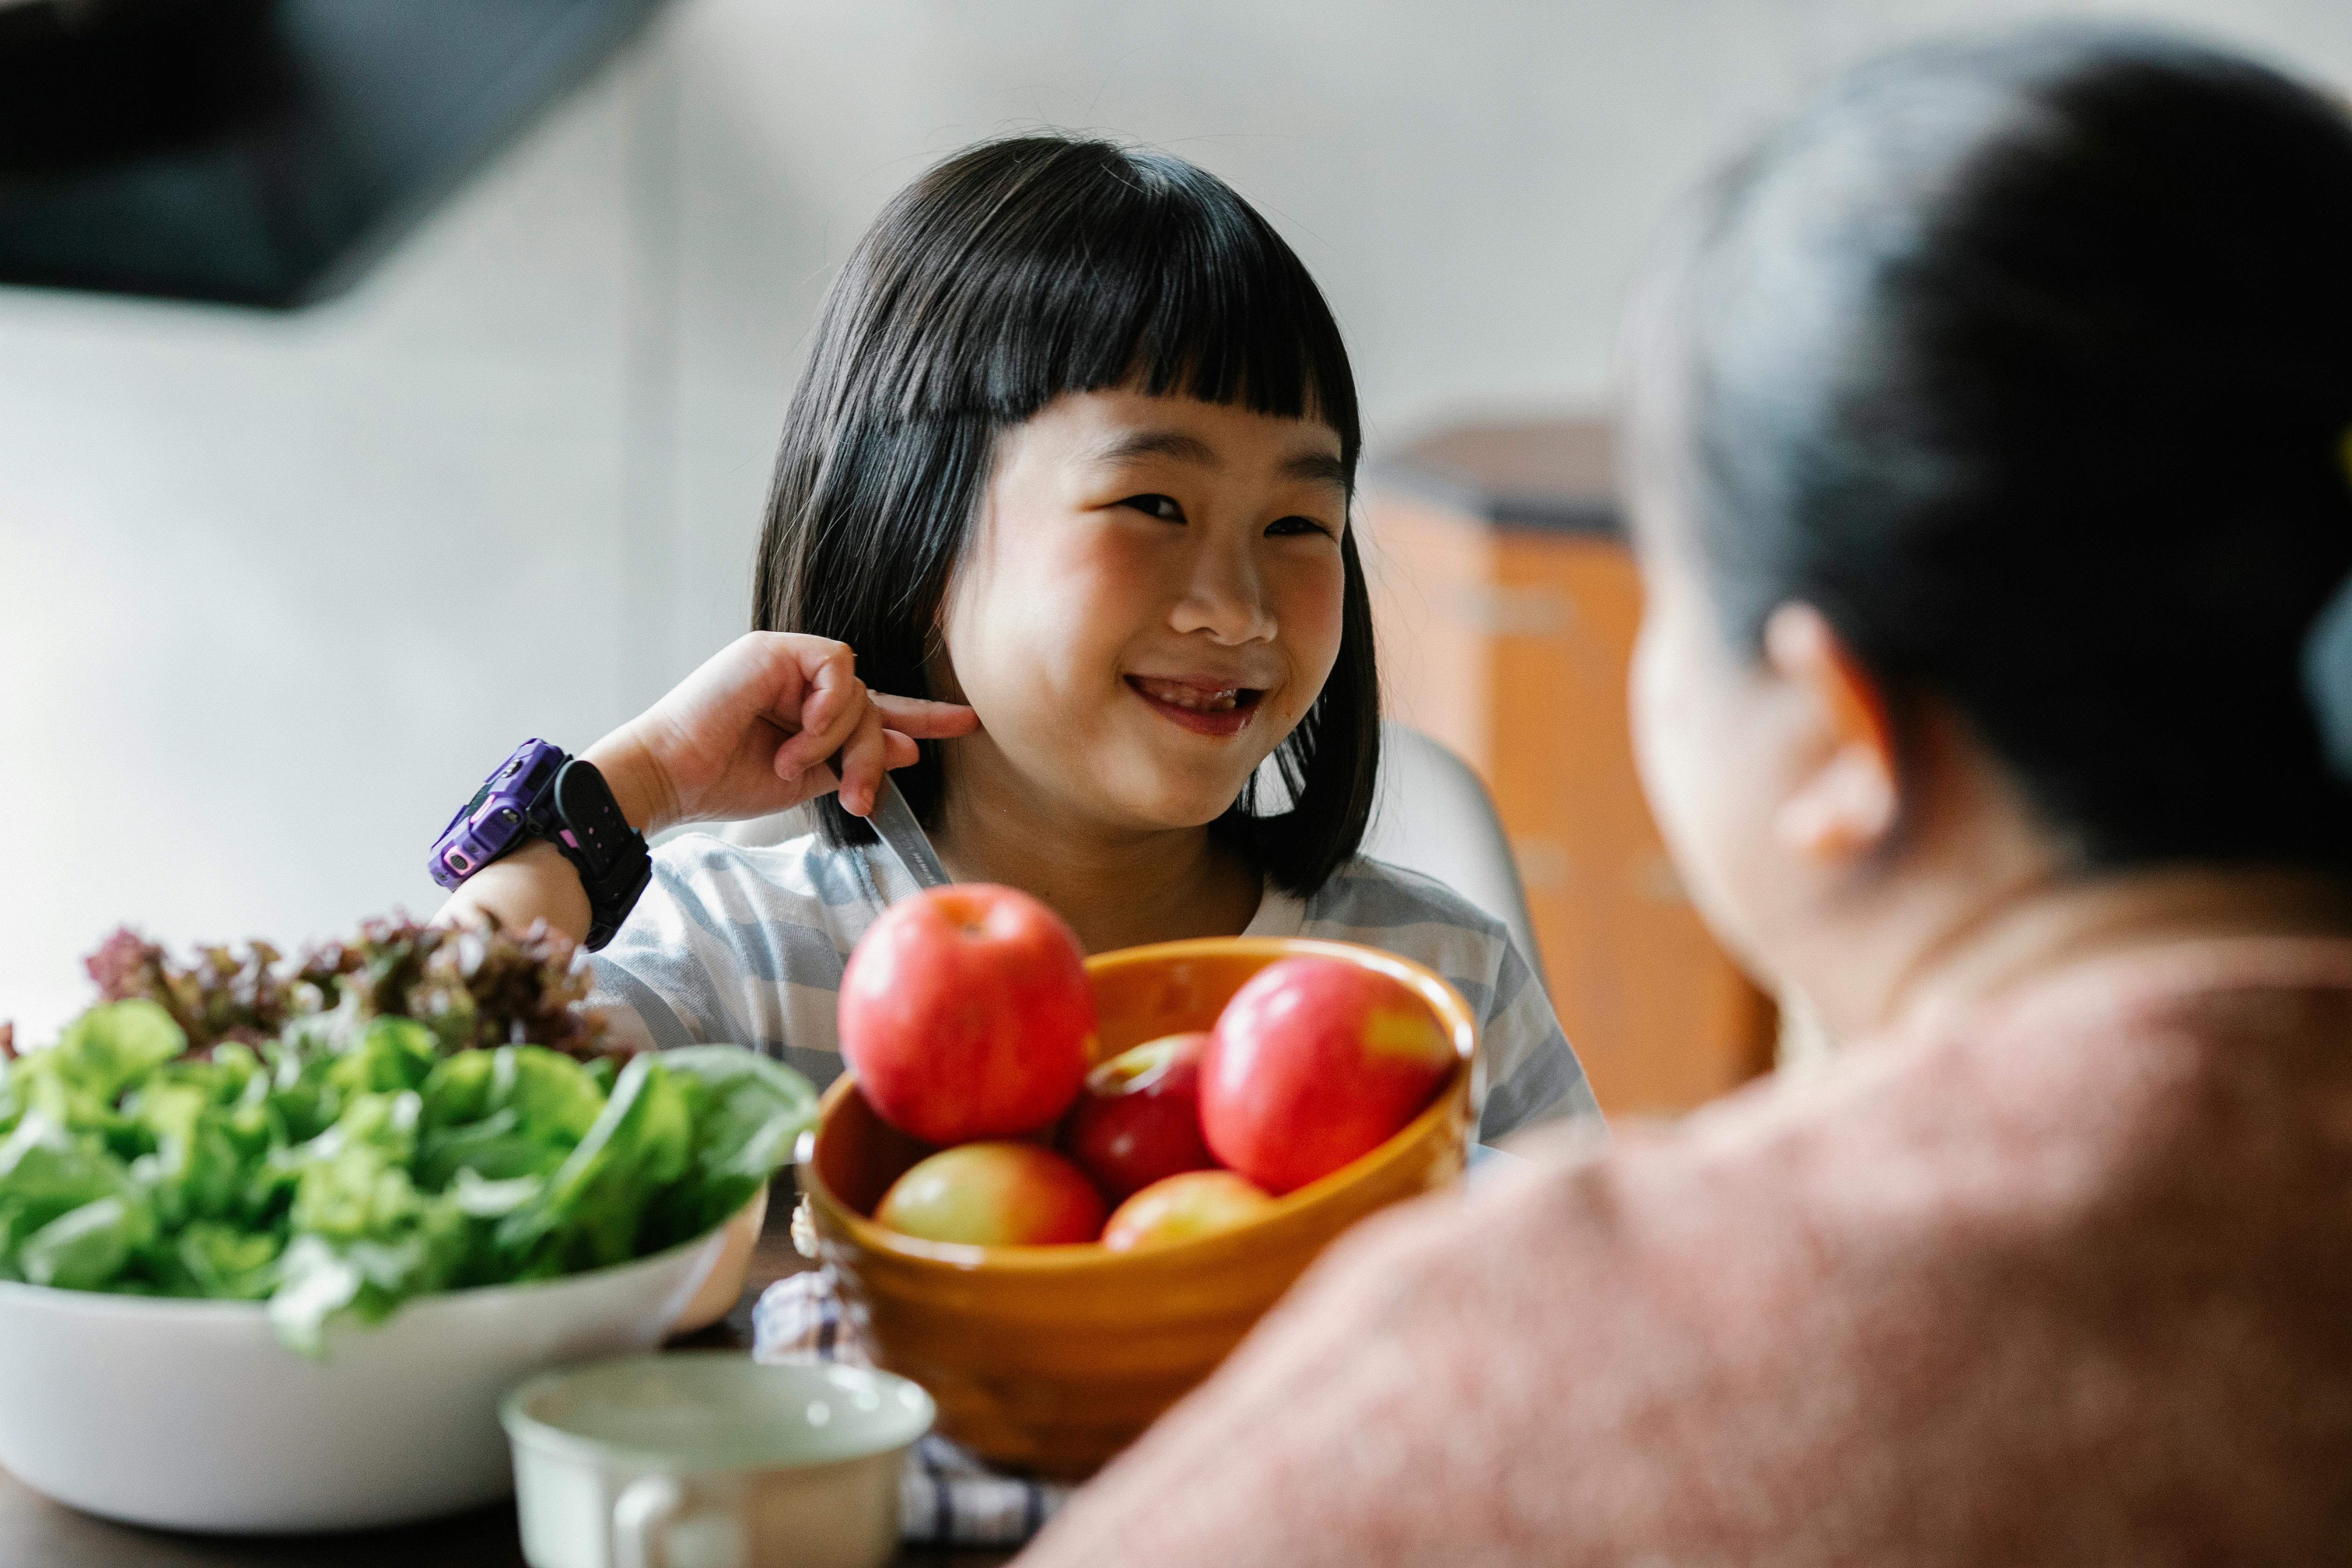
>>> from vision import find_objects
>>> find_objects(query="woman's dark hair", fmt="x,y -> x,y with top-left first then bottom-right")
1645,26 -> 2352,874
753,135 -> 1376,895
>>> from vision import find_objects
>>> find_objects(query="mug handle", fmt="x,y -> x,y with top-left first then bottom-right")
612,1475 -> 685,1568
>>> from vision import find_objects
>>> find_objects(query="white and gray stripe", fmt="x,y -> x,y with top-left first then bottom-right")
590,833 -> 1599,1141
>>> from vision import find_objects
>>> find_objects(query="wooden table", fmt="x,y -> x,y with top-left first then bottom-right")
0,1184 -> 1009,1568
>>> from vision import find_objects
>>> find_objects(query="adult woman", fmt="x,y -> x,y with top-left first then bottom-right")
1018,27 -> 2352,1564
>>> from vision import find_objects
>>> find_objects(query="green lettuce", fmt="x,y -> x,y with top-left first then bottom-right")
0,1000 -> 814,1354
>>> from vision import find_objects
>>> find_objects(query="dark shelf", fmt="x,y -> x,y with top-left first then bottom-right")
0,0 -> 670,309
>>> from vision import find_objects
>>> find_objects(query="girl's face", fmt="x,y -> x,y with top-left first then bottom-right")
938,390 -> 1350,836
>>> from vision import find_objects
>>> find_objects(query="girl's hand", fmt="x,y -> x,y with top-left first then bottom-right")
584,633 -> 980,832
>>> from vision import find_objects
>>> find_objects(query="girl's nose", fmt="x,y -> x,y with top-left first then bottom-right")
1170,539 -> 1278,645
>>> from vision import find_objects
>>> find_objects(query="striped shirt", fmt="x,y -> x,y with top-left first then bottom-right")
588,832 -> 1599,1142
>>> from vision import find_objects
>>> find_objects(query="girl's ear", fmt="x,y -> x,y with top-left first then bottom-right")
1762,603 -> 1898,862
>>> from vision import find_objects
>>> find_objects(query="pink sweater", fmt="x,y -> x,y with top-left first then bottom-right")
1019,938 -> 2352,1566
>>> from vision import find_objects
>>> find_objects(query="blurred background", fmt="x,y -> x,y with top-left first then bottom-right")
5,0 -> 2349,1111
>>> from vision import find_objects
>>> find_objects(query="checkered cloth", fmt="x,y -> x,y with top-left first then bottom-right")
752,1264 -> 1073,1549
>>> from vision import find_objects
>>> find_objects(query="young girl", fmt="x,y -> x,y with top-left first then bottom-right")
438,136 -> 1596,1144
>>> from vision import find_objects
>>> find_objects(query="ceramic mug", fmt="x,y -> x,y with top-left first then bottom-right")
502,1352 -> 933,1568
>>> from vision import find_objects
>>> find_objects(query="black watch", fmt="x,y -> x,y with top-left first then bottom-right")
427,739 -> 653,951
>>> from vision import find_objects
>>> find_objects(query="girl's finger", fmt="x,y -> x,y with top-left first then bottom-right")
764,638 -> 850,737
771,655 -> 866,781
872,693 -> 981,739
774,710 -> 852,785
835,703 -> 890,817
880,728 -> 922,770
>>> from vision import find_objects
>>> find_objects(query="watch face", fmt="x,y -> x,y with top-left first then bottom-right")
436,779 -> 493,841
431,739 -> 562,888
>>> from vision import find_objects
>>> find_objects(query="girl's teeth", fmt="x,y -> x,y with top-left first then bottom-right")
1141,680 -> 1241,712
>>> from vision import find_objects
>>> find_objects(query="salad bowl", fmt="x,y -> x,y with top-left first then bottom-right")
0,921 -> 819,1533
0,1187 -> 765,1534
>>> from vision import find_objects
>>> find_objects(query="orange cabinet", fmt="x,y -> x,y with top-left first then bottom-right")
1364,420 -> 1773,1118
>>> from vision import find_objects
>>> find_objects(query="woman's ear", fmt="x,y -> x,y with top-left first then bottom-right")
1762,603 -> 1898,861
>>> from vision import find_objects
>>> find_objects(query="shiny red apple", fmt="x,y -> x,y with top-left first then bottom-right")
1063,1032 -> 1218,1201
838,884 -> 1096,1145
874,1142 -> 1106,1246
1201,956 -> 1456,1195
1100,1169 -> 1275,1252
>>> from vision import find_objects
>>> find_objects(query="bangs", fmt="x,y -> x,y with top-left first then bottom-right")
835,139 -> 1361,473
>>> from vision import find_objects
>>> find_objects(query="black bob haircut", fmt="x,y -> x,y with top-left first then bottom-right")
752,134 -> 1377,895
1639,26 -> 2352,875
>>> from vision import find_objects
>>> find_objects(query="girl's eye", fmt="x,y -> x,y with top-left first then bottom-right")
1124,494 -> 1184,522
1266,515 -> 1337,539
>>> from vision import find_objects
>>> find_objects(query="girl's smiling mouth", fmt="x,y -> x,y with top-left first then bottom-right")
1126,675 -> 1267,737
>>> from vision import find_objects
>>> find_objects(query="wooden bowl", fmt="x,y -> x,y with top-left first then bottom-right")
796,936 -> 1478,1479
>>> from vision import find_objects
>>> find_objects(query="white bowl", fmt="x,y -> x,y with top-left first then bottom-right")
0,1192 -> 767,1534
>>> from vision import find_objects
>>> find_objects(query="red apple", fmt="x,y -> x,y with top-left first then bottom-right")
1201,956 -> 1456,1195
874,1142 -> 1106,1246
1100,1170 -> 1274,1252
838,884 -> 1096,1145
1063,1032 -> 1217,1201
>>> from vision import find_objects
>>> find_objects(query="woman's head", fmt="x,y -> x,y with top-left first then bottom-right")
755,136 -> 1376,894
1625,28 -> 2352,1011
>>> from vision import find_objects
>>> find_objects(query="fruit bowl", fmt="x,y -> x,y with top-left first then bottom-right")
796,936 -> 1479,1479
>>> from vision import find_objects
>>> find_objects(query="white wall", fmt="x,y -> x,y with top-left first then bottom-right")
6,0 -> 2350,1032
